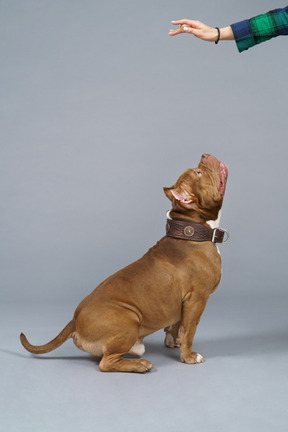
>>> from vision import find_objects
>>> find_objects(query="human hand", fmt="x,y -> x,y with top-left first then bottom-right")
169,19 -> 219,42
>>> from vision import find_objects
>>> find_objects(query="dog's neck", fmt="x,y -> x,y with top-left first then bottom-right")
166,209 -> 222,229
206,209 -> 222,229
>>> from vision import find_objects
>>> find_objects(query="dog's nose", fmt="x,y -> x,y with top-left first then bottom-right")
201,153 -> 210,159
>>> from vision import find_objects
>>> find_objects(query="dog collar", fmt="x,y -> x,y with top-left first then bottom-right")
166,218 -> 229,244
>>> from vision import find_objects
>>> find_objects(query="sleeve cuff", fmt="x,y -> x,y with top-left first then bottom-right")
231,19 -> 256,52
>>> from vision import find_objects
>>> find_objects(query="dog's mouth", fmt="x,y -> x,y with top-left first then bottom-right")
219,162 -> 228,195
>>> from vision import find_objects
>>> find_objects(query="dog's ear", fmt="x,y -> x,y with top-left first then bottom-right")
170,189 -> 193,204
163,186 -> 173,201
163,187 -> 197,210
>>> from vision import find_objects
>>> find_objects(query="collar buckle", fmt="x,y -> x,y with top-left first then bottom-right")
212,228 -> 230,243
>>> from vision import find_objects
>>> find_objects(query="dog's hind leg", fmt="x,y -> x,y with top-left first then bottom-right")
98,311 -> 153,373
100,351 -> 153,373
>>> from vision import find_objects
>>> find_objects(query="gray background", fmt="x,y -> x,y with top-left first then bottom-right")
1,0 -> 288,431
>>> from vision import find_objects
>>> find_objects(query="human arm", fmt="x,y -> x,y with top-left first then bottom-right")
169,19 -> 234,42
169,6 -> 288,52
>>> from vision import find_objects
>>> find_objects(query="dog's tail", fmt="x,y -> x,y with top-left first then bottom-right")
20,320 -> 75,354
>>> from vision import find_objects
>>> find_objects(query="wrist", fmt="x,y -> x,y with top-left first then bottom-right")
219,26 -> 234,40
214,27 -> 220,44
211,27 -> 219,42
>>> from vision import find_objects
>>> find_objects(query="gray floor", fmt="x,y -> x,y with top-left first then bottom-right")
2,289 -> 288,432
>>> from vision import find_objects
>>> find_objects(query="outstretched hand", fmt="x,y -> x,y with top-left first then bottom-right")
169,20 -> 234,42
169,19 -> 219,41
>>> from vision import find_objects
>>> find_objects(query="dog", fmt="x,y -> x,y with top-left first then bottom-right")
20,153 -> 228,373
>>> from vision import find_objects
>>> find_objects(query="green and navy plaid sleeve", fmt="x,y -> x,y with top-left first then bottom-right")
231,6 -> 288,52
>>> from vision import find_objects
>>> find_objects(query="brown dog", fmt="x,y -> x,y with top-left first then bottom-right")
20,154 -> 228,373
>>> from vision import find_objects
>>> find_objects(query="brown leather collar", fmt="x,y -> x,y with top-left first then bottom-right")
166,219 -> 229,244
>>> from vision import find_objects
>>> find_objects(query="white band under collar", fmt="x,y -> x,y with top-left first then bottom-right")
166,210 -> 172,220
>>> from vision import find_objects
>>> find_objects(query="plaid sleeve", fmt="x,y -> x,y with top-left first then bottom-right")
231,6 -> 288,53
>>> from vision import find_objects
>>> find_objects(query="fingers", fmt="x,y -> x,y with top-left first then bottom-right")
169,19 -> 202,36
169,28 -> 184,36
169,25 -> 198,37
169,27 -> 194,36
171,19 -> 198,26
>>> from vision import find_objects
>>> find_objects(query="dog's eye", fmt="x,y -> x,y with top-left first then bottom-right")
195,170 -> 203,177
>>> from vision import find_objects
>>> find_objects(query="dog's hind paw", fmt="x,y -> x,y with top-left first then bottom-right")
99,357 -> 153,373
136,359 -> 154,373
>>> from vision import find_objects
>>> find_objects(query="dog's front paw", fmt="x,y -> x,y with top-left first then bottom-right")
180,351 -> 205,364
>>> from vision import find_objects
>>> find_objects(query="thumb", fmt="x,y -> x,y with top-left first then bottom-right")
182,25 -> 197,34
183,26 -> 203,38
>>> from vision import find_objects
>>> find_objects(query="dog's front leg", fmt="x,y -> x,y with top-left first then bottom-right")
178,292 -> 209,364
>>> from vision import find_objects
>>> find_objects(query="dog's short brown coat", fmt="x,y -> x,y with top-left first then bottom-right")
20,154 -> 228,373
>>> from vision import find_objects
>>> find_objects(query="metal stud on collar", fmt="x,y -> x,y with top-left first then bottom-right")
184,226 -> 195,237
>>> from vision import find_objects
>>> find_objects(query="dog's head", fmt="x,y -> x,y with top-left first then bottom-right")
164,154 -> 228,223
